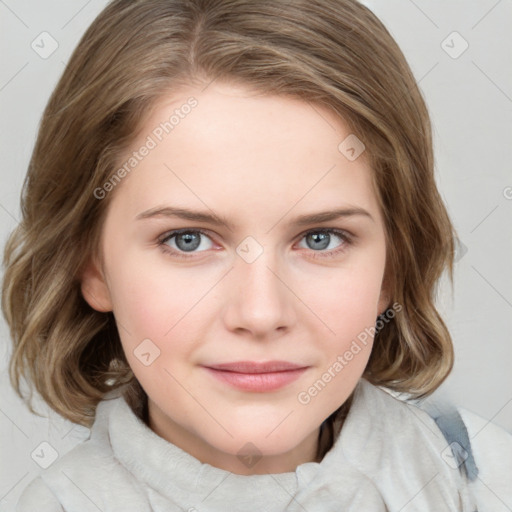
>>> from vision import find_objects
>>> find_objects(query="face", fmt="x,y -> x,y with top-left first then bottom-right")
81,82 -> 388,475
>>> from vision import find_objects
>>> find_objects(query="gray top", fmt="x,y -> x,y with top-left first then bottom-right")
17,378 -> 480,511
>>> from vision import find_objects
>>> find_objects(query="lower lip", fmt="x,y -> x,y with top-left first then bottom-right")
203,367 -> 308,392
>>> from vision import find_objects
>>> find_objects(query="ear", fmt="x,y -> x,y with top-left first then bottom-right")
80,255 -> 113,312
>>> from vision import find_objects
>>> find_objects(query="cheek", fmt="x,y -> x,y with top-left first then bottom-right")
108,258 -> 204,397
302,261 -> 384,341
294,261 -> 384,408
333,278 -> 382,340
106,250 -> 214,340
105,251 -> 225,388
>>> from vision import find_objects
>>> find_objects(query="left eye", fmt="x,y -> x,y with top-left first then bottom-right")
161,230 -> 213,252
297,230 -> 346,251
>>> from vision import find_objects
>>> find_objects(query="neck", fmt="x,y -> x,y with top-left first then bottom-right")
146,400 -> 321,475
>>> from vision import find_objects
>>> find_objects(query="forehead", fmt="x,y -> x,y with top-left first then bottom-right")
106,82 -> 380,225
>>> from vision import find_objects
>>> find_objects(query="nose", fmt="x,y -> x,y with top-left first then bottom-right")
221,250 -> 297,340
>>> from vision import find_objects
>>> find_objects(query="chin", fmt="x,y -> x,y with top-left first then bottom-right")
206,422 -> 316,459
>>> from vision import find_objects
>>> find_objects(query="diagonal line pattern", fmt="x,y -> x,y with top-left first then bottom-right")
0,62 -> 29,92
416,61 -> 439,84
199,472 -> 232,503
0,408 -> 29,439
268,473 -> 310,512
265,165 -> 336,234
163,267 -> 234,336
61,471 -> 104,511
472,61 -> 512,104
475,474 -> 512,510
403,403 -> 442,440
398,472 -> 438,511
265,266 -> 336,335
61,425 -> 75,440
407,0 -> 439,29
470,204 -> 499,233
307,102 -> 337,132
469,396 -> 512,440
164,164 -> 233,232
0,203 -> 20,223
61,0 -> 92,30
471,0 -> 503,30
0,0 -> 29,28
265,410 -> 294,438
163,368 -> 233,437
471,266 -> 512,308
200,75 -> 218,94
0,472 -> 29,501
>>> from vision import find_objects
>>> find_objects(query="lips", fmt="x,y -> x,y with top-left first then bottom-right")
202,360 -> 309,392
205,360 -> 307,373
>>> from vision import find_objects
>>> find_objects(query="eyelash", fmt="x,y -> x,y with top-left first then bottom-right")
157,228 -> 353,260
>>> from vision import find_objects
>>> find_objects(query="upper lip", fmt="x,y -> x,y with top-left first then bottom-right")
204,361 -> 308,374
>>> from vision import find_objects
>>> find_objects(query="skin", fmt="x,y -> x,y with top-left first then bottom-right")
81,82 -> 389,475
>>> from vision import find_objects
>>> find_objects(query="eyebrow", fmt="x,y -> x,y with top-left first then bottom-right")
135,206 -> 373,229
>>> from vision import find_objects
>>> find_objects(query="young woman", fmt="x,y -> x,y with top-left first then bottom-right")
3,1 -> 510,510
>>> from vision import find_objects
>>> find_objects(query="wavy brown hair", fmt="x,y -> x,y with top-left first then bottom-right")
2,0 -> 454,454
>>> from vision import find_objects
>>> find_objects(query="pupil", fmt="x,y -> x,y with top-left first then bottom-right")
176,232 -> 200,251
308,232 -> 330,250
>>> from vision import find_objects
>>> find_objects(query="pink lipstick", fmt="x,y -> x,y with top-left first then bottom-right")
202,360 -> 308,392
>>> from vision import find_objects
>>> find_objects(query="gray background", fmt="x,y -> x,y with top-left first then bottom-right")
1,0 -> 511,509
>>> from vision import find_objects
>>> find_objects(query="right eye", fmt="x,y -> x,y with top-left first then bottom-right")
159,229 -> 215,257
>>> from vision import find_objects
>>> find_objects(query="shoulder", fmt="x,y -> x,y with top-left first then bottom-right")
16,431 -> 112,509
17,396 -> 148,511
17,425 -> 119,511
363,381 -> 512,512
350,378 -> 449,443
341,379 -> 468,477
338,379 -> 478,509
